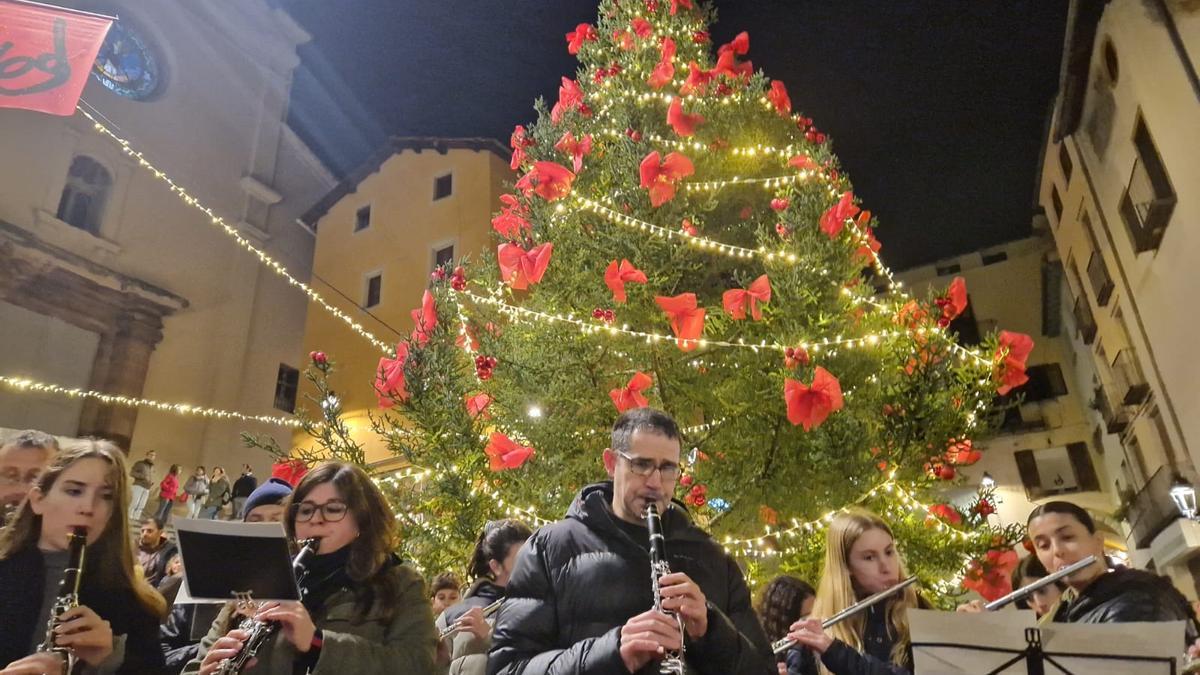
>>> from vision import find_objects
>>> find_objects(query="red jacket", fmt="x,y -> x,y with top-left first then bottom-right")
159,473 -> 179,501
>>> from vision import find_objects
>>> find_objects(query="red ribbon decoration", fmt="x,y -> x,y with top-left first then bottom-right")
768,80 -> 792,115
492,194 -> 532,239
553,132 -> 593,174
784,366 -> 844,431
498,242 -> 553,290
722,274 -> 772,321
820,192 -> 861,238
515,161 -> 575,202
994,330 -> 1035,395
374,342 -> 411,408
655,293 -> 706,352
639,151 -> 694,207
465,392 -> 492,419
610,371 -> 653,412
485,432 -> 535,471
604,259 -> 648,304
565,22 -> 597,54
648,37 -> 676,89
410,290 -> 437,346
666,97 -> 704,137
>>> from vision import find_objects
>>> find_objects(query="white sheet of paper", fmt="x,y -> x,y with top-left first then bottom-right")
910,608 -> 1037,674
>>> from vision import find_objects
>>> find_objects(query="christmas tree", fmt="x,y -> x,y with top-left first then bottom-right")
273,0 -> 1035,599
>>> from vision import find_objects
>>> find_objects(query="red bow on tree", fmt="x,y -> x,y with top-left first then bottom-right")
485,432 -> 535,471
610,371 -> 653,412
551,77 -> 587,123
681,62 -> 713,95
566,23 -> 597,54
768,80 -> 792,115
713,31 -> 752,80
784,367 -> 844,431
515,161 -> 575,202
604,259 -> 648,303
945,438 -> 981,466
666,97 -> 704,137
759,505 -> 779,525
936,277 -> 968,326
271,458 -> 309,487
465,392 -> 493,419
854,226 -> 882,265
926,503 -> 963,526
553,132 -> 593,174
498,242 -> 553,290
510,125 -> 534,170
630,17 -> 653,39
648,37 -> 676,89
722,274 -> 772,321
670,0 -> 694,14
788,154 -> 818,172
492,194 -> 532,239
655,293 -> 706,351
410,290 -> 438,346
639,151 -> 694,207
375,342 -> 410,408
994,330 -> 1035,395
820,192 -> 861,238
962,549 -> 1019,602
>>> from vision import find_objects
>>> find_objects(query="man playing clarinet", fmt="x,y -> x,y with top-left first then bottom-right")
488,408 -> 773,675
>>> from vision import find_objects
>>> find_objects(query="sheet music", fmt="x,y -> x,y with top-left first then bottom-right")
910,608 -> 1036,674
172,518 -> 300,603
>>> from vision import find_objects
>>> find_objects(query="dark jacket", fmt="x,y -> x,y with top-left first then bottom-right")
1053,566 -> 1199,645
202,476 -> 231,509
488,481 -> 773,675
131,459 -> 155,490
786,598 -> 915,675
231,473 -> 258,499
0,546 -> 164,673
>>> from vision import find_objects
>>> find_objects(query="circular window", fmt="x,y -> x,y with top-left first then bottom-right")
92,21 -> 161,100
1102,38 -> 1119,85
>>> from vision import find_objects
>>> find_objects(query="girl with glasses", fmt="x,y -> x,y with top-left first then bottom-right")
188,462 -> 438,674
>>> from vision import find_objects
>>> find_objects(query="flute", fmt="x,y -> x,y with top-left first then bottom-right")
439,598 -> 504,639
772,575 -> 919,654
983,555 -> 1097,611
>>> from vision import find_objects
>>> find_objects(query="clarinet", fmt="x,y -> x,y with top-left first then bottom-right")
645,503 -> 686,675
217,538 -> 320,675
38,526 -> 87,674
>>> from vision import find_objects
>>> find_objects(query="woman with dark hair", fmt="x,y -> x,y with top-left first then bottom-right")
436,519 -> 532,675
0,439 -> 166,673
757,575 -> 816,675
1027,500 -> 1196,640
188,461 -> 438,674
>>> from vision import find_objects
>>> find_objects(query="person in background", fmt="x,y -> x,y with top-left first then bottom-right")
137,515 -> 178,588
958,553 -> 1066,620
436,519 -> 532,675
158,552 -> 185,608
182,466 -> 209,520
230,464 -> 257,520
0,439 -> 166,673
0,430 -> 58,524
128,449 -> 157,522
156,464 -> 182,524
430,572 -> 463,618
757,575 -> 816,675
199,466 -> 230,520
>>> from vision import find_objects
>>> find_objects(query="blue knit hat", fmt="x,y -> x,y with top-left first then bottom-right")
242,477 -> 293,520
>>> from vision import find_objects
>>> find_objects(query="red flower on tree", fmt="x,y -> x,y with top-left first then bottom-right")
375,342 -> 410,408
484,432 -> 535,471
515,161 -> 575,202
768,80 -> 792,115
410,290 -> 438,346
784,367 -> 845,431
819,192 -> 861,238
994,330 -> 1035,395
610,371 -> 653,412
566,23 -> 597,55
604,259 -> 648,304
553,131 -> 593,173
465,392 -> 493,419
648,37 -> 676,89
550,77 -> 586,124
498,242 -> 553,290
722,274 -> 772,321
962,549 -> 1019,602
639,151 -> 694,207
666,97 -> 704,137
491,194 -> 531,239
655,293 -> 706,351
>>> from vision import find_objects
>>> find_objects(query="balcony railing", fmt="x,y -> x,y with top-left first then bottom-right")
1074,296 -> 1097,344
1086,251 -> 1114,307
1127,466 -> 1190,549
1111,349 -> 1150,407
1093,385 -> 1129,434
1119,157 -> 1176,253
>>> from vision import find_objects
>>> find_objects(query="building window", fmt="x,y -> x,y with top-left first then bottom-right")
981,251 -> 1008,266
934,263 -> 960,276
1021,363 -> 1069,402
947,298 -> 981,346
433,243 -> 455,270
1085,72 -> 1116,157
1050,185 -> 1063,225
1119,113 -> 1176,252
56,156 -> 112,235
434,173 -> 453,201
354,205 -> 371,232
365,273 -> 382,308
1058,144 -> 1073,184
92,21 -> 162,100
1102,38 -> 1119,85
1013,442 -> 1099,501
273,363 -> 299,413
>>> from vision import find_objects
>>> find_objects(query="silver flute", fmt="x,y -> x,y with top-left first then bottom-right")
439,598 -> 505,640
645,503 -> 686,675
772,575 -> 919,654
217,537 -> 321,675
38,526 -> 88,675
982,555 -> 1097,611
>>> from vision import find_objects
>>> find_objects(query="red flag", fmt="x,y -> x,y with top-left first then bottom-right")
0,0 -> 112,116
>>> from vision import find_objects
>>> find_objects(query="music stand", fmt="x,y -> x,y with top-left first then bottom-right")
909,608 -> 1183,675
173,518 -> 301,604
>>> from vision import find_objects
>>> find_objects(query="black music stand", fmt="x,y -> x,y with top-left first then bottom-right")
173,519 -> 301,603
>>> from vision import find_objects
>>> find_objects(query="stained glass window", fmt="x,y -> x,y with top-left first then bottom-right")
92,22 -> 160,100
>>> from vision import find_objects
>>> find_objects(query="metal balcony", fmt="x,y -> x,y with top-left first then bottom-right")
1093,385 -> 1129,434
1086,251 -> 1113,307
1111,349 -> 1151,407
1074,296 -> 1097,344
1127,466 -> 1189,549
1119,157 -> 1176,253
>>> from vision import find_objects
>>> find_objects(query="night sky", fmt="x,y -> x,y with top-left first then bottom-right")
281,0 -> 1069,269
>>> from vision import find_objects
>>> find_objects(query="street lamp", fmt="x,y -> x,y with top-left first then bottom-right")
1169,476 -> 1197,520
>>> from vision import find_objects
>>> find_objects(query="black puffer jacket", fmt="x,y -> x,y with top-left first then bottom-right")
488,482 -> 773,675
1054,566 -> 1199,644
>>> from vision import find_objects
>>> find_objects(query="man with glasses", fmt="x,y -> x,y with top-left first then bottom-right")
490,408 -> 773,675
0,429 -> 57,525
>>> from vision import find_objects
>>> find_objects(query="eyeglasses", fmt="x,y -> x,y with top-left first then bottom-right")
614,449 -> 680,481
292,500 -> 349,522
0,472 -> 40,487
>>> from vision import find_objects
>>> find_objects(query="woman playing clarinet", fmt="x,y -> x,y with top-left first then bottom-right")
781,508 -> 925,675
0,439 -> 166,674
188,461 -> 438,674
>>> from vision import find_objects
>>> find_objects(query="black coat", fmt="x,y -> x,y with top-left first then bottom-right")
488,482 -> 773,675
785,598 -> 914,675
0,545 -> 164,673
1053,566 -> 1199,644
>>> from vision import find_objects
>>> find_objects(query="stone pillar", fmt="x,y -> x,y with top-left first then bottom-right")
77,311 -> 164,449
